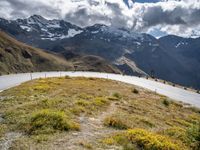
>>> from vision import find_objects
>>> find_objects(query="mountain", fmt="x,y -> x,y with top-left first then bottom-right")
62,25 -> 200,89
158,35 -> 200,88
0,15 -> 83,50
0,31 -> 120,75
0,15 -> 200,89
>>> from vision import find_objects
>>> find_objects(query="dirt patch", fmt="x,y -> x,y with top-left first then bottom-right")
0,132 -> 22,150
50,102 -> 119,150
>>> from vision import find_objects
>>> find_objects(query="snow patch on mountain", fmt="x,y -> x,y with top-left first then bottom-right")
20,25 -> 32,32
91,31 -> 99,34
175,42 -> 188,48
47,23 -> 61,28
41,29 -> 83,41
67,29 -> 83,38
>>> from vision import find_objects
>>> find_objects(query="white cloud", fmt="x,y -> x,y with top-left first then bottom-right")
0,0 -> 200,37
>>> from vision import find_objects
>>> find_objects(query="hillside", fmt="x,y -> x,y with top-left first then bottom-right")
0,31 -> 73,74
0,31 -> 120,75
0,77 -> 199,150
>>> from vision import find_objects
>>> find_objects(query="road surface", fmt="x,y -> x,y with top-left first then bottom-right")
0,71 -> 200,108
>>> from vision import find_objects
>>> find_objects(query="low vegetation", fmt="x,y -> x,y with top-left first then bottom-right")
104,129 -> 184,150
0,77 -> 199,149
162,98 -> 170,107
132,88 -> 139,94
104,116 -> 128,130
27,109 -> 80,135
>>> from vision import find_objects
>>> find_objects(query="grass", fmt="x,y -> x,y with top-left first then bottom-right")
103,113 -> 200,149
127,129 -> 183,150
0,77 -> 199,149
112,92 -> 122,99
79,141 -> 93,149
104,116 -> 128,130
27,109 -> 79,135
164,124 -> 200,148
103,129 -> 185,150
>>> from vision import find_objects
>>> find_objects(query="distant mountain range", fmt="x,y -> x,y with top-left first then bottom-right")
0,15 -> 200,89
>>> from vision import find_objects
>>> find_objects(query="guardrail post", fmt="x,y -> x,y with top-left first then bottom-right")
30,73 -> 32,80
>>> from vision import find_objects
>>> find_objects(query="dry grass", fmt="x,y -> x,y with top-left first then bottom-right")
0,77 -> 199,149
0,31 -> 73,74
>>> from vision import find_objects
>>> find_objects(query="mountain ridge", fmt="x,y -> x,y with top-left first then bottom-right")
0,15 -> 200,89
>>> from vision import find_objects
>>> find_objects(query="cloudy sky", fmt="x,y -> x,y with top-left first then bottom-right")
0,0 -> 200,38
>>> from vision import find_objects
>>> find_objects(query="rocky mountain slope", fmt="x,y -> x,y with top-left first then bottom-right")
0,31 -> 120,75
0,15 -> 199,89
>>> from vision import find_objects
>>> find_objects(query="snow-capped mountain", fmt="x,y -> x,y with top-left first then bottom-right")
16,15 -> 83,41
0,15 -> 158,48
17,15 -> 83,41
0,15 -> 84,50
0,15 -> 200,89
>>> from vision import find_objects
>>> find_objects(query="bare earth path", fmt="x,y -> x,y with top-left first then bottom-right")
51,102 -> 120,150
0,132 -> 22,150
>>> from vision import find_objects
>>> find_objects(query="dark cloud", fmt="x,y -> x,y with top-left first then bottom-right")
65,7 -> 110,27
65,1 -> 131,28
0,0 -> 200,37
0,0 -> 61,19
143,6 -> 185,27
142,5 -> 200,28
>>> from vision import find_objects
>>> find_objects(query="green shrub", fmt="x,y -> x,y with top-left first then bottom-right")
28,109 -> 79,135
164,124 -> 200,149
104,116 -> 128,130
76,99 -> 90,106
140,118 -> 155,128
127,129 -> 182,150
186,124 -> 200,148
164,127 -> 189,144
112,93 -> 121,99
132,88 -> 139,94
163,99 -> 170,107
71,106 -> 86,115
65,75 -> 71,79
93,97 -> 108,106
107,96 -> 120,101
103,133 -> 137,150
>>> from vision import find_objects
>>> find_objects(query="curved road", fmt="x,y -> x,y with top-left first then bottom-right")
0,71 -> 200,108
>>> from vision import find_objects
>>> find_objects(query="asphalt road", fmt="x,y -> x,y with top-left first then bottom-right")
0,71 -> 200,108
